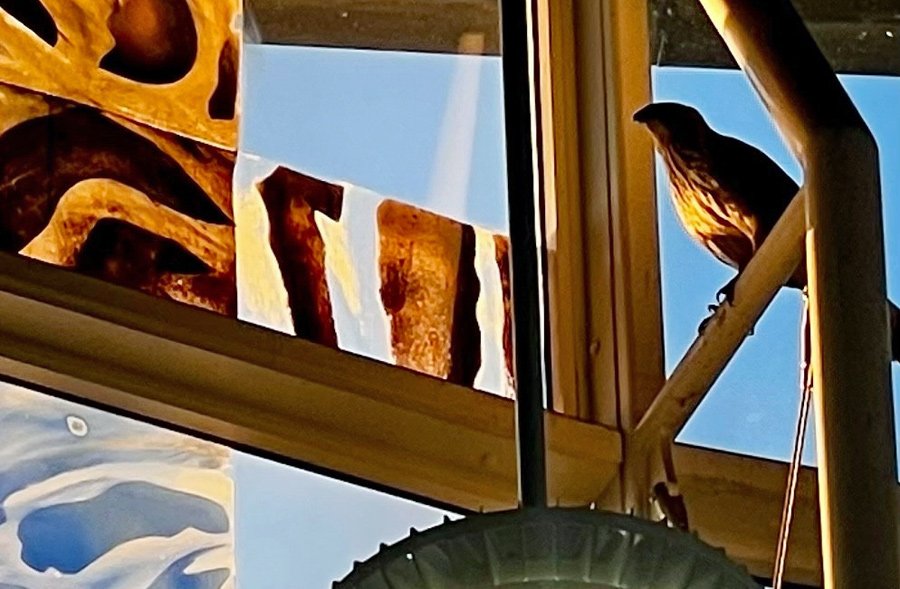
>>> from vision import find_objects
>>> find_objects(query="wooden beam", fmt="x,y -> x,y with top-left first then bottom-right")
600,0 -> 666,433
626,190 -> 804,521
0,250 -> 887,585
633,191 -> 807,450
536,0 -> 595,419
0,251 -> 620,511
536,0 -> 664,429
675,444 -> 823,586
570,0 -> 665,517
538,0 -> 666,515
680,444 -> 897,586
536,0 -> 665,435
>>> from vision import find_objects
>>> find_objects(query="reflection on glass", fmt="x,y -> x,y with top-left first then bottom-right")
236,45 -> 513,395
652,67 -> 900,468
0,381 -> 234,587
0,381 -> 457,588
0,0 -> 514,396
0,0 -> 240,314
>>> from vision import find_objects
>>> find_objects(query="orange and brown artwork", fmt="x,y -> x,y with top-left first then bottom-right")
377,199 -> 481,385
0,0 -> 514,392
0,0 -> 239,314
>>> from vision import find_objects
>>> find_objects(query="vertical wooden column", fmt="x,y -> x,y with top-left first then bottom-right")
698,1 -> 899,586
535,0 -> 664,511
597,0 -> 666,515
537,0 -> 594,420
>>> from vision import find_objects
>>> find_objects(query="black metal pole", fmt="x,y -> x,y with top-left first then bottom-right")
498,0 -> 548,508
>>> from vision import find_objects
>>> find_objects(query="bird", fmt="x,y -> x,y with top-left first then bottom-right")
634,102 -> 900,362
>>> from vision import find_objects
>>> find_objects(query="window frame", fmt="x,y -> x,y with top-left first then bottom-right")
0,0 -> 865,584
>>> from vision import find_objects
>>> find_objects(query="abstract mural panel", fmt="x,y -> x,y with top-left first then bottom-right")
0,3 -> 240,586
0,0 -> 240,147
0,0 -> 239,315
0,382 -> 234,587
233,157 -> 515,396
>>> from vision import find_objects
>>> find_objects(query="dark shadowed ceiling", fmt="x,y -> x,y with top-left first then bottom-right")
650,0 -> 900,76
245,0 -> 900,75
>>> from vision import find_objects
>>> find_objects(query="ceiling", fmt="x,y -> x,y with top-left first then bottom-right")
245,0 -> 900,75
651,0 -> 900,76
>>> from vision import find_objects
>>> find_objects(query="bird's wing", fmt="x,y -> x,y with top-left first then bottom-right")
711,134 -> 800,234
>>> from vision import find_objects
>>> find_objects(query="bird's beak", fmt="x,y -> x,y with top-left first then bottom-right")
632,103 -> 657,125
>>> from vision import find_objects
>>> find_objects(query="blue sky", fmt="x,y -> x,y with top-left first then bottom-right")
235,46 -> 899,587
239,45 -> 507,230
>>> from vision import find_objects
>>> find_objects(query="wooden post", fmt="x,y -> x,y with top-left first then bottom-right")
698,1 -> 899,586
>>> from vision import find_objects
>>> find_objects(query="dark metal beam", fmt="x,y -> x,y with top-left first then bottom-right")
498,0 -> 549,509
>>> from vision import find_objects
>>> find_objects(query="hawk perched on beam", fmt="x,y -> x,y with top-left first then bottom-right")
634,102 -> 899,362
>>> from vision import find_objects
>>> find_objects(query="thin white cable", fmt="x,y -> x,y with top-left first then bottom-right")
773,292 -> 813,589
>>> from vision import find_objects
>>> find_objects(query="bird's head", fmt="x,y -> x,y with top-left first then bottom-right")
633,102 -> 711,150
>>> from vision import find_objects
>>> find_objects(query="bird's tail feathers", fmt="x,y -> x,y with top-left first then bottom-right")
890,300 -> 899,363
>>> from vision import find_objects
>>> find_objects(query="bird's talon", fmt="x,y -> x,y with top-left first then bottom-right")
715,279 -> 738,306
698,303 -> 724,335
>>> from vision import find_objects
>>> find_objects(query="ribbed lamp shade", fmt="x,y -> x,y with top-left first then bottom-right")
334,508 -> 761,588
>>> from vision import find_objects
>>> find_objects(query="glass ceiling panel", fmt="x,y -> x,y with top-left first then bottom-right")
245,0 -> 500,55
247,0 -> 900,76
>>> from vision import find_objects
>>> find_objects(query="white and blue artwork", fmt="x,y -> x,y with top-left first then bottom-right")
0,382 -> 234,588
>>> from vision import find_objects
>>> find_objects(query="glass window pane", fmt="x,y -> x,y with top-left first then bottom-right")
235,453 -> 454,588
0,380 -> 455,587
0,1 -> 514,396
235,39 -> 512,395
